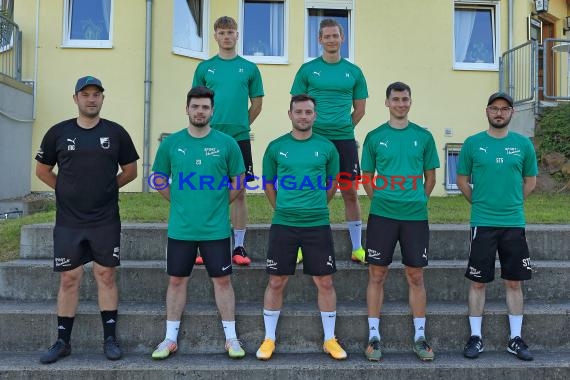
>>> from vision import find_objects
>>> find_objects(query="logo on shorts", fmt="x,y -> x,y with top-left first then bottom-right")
266,259 -> 278,270
469,266 -> 482,278
522,258 -> 532,270
367,248 -> 381,260
100,137 -> 110,149
221,264 -> 231,271
55,257 -> 72,267
112,247 -> 120,260
326,256 -> 334,268
422,248 -> 428,260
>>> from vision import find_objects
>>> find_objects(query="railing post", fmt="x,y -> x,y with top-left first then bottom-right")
16,29 -> 21,81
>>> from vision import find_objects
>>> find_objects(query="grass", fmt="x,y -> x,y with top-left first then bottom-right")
1,192 -> 569,263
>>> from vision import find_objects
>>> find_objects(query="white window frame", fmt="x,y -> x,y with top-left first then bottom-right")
444,143 -> 463,193
172,0 -> 210,59
453,0 -> 500,71
62,0 -> 113,48
304,0 -> 354,62
239,0 -> 289,65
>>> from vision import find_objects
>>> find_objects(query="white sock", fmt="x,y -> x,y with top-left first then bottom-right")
263,309 -> 281,340
347,221 -> 362,251
234,229 -> 246,248
508,314 -> 523,339
469,316 -> 482,338
368,317 -> 380,340
413,317 -> 426,341
165,320 -> 180,342
222,320 -> 237,340
320,311 -> 336,341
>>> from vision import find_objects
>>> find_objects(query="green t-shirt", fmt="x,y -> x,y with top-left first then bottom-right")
262,133 -> 339,227
361,122 -> 440,220
152,128 -> 245,240
290,57 -> 368,140
192,55 -> 264,141
457,131 -> 538,227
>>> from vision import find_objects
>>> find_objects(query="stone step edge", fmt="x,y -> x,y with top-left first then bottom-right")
0,350 -> 568,370
1,299 -> 568,315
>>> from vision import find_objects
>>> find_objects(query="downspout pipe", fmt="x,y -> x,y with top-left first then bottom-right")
142,0 -> 152,192
508,0 -> 513,50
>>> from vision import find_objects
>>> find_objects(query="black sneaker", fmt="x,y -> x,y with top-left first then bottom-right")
40,339 -> 71,364
103,336 -> 123,360
507,336 -> 533,361
463,335 -> 484,359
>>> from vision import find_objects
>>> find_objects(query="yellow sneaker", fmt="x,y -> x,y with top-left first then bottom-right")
225,338 -> 245,359
297,248 -> 303,264
351,247 -> 366,264
323,337 -> 347,360
256,338 -> 276,360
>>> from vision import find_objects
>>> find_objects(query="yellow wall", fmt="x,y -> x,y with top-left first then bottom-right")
14,0 -> 570,196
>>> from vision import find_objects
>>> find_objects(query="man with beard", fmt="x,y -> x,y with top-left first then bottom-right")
36,76 -> 139,363
150,86 -> 246,359
457,92 -> 537,361
256,94 -> 346,361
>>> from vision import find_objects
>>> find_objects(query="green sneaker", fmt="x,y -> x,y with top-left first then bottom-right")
351,247 -> 366,264
297,248 -> 303,264
151,339 -> 177,360
225,338 -> 245,359
413,337 -> 435,361
365,336 -> 382,361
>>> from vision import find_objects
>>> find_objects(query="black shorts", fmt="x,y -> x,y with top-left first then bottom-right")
266,224 -> 336,276
166,237 -> 232,278
331,139 -> 360,181
465,227 -> 532,283
365,215 -> 429,268
237,139 -> 255,182
53,222 -> 121,272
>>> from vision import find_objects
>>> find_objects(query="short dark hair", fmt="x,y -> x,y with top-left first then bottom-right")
214,16 -> 238,31
290,94 -> 316,110
386,82 -> 411,99
319,18 -> 343,37
186,86 -> 215,107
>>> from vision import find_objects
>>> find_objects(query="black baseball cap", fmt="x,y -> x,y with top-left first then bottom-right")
75,76 -> 104,93
487,92 -> 513,107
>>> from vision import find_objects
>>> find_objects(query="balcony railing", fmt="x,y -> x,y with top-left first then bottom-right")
0,12 -> 21,81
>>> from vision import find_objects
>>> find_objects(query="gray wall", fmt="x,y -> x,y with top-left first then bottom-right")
0,76 -> 34,200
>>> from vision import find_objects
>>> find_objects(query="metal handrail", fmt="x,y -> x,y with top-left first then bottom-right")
542,38 -> 570,101
0,12 -> 21,81
499,40 -> 537,105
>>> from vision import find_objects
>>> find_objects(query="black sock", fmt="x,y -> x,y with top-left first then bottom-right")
57,316 -> 74,344
101,310 -> 118,339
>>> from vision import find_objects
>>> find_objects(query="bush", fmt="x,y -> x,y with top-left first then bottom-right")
536,103 -> 570,160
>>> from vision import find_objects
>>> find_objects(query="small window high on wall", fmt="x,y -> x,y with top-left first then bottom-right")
173,0 -> 210,59
453,1 -> 500,71
306,0 -> 353,61
241,0 -> 287,64
63,0 -> 113,48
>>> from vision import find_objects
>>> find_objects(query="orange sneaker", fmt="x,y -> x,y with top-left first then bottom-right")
232,247 -> 251,266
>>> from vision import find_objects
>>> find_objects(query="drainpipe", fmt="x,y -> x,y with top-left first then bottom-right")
508,0 -> 513,50
142,0 -> 152,192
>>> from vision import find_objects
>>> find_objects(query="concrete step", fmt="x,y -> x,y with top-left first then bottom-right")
20,223 -> 570,261
0,300 -> 568,354
0,351 -> 568,380
1,259 -> 568,303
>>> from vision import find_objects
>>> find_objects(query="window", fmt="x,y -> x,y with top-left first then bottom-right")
241,0 -> 287,64
445,144 -> 462,192
306,0 -> 353,61
173,0 -> 210,59
62,0 -> 113,48
453,1 -> 500,71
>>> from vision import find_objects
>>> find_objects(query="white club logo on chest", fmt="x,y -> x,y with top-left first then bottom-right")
100,137 -> 110,149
